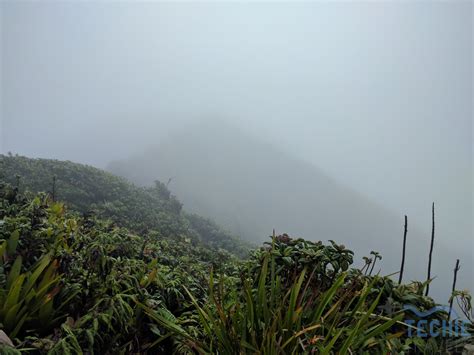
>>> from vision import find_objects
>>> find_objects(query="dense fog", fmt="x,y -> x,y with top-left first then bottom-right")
1,1 -> 472,302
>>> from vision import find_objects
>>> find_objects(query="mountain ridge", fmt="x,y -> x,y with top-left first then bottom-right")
107,120 -> 472,300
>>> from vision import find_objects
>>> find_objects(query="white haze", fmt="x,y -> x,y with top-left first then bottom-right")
0,1 -> 472,300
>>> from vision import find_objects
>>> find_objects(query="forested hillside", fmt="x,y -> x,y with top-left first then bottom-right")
0,154 -> 250,257
0,155 -> 472,354
0,181 -> 240,353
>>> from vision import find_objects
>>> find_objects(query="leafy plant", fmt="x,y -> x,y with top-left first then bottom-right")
0,253 -> 63,338
144,242 -> 405,354
0,156 -> 471,354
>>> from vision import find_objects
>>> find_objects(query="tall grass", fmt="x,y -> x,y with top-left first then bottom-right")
143,244 -> 405,354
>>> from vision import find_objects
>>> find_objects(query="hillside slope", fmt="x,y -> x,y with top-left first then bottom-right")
2,181 -> 467,354
108,122 -> 413,267
108,121 -> 472,300
0,154 -> 250,257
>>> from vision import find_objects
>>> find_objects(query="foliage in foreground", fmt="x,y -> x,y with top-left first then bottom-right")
0,157 -> 473,354
0,182 -> 239,353
146,236 -> 473,354
145,257 -> 403,353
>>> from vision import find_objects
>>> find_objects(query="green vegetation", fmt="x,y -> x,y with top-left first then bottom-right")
0,154 -> 250,258
0,155 -> 472,354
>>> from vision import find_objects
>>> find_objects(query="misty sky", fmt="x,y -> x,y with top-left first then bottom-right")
1,1 -> 472,289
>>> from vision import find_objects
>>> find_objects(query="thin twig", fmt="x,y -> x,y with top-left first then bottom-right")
425,202 -> 435,296
398,215 -> 408,284
448,259 -> 460,322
